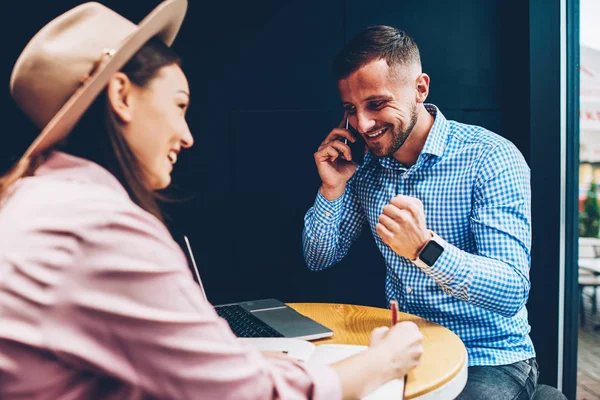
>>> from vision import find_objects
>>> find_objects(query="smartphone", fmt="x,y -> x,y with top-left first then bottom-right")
343,118 -> 366,165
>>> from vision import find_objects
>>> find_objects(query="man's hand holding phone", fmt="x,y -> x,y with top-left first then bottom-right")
314,117 -> 363,201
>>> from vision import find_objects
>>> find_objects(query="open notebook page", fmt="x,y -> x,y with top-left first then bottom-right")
241,338 -> 405,399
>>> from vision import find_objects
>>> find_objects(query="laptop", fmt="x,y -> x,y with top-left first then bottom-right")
182,236 -> 333,341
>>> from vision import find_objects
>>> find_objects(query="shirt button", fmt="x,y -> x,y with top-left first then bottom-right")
325,212 -> 331,218
406,286 -> 413,294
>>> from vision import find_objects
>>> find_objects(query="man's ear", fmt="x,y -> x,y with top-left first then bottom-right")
106,72 -> 135,123
415,73 -> 430,104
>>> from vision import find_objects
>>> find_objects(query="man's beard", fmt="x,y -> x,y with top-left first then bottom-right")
369,104 -> 419,158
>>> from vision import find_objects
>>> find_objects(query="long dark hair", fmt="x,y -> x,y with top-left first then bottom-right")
0,37 -> 180,222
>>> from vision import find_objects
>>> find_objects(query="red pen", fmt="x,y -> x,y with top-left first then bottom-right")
390,299 -> 398,326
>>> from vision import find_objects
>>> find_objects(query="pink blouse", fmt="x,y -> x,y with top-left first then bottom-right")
0,152 -> 341,400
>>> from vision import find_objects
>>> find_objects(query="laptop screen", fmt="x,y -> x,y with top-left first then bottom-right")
183,235 -> 209,302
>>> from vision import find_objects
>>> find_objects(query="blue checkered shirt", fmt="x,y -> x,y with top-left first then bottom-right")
303,104 -> 535,366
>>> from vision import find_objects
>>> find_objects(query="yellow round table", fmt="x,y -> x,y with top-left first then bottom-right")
287,303 -> 468,399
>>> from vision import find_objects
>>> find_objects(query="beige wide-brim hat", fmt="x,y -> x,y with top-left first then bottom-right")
9,0 -> 188,160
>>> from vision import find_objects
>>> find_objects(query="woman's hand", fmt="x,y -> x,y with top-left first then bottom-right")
331,322 -> 423,399
369,322 -> 424,381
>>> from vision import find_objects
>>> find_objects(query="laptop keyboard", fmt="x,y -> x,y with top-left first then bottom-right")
215,304 -> 284,338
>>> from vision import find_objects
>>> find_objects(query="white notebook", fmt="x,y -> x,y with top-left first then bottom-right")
241,337 -> 405,399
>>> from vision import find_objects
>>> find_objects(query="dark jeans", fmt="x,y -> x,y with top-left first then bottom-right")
456,358 -> 539,400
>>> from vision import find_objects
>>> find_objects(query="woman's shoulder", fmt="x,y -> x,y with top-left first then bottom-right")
4,172 -> 185,267
6,171 -> 166,237
18,172 -> 131,212
8,152 -> 145,219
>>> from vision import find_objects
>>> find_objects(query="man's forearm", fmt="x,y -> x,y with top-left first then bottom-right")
302,189 -> 366,271
419,242 -> 530,317
302,203 -> 344,271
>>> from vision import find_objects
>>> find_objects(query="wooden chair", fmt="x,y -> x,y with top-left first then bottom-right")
577,241 -> 600,326
579,270 -> 600,326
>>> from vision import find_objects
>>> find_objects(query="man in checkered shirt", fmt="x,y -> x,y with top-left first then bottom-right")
302,26 -> 553,399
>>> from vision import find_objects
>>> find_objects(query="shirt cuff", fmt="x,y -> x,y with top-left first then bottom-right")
313,190 -> 344,225
302,363 -> 342,400
417,240 -> 465,292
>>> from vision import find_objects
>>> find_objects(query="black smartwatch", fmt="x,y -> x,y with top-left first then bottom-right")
412,231 -> 447,269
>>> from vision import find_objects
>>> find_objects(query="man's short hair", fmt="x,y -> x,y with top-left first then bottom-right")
332,25 -> 421,80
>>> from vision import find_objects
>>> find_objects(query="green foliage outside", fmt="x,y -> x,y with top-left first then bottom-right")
580,181 -> 600,237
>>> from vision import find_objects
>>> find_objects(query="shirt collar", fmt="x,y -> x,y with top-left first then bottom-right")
34,151 -> 129,197
367,103 -> 449,170
421,103 -> 449,158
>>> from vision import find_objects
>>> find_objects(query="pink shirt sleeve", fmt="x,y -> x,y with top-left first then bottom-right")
42,201 -> 341,400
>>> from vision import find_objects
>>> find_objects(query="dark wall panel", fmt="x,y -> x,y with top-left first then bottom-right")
528,0 -> 562,387
2,0 -> 535,310
347,0 -> 503,112
225,110 -> 386,306
2,2 -> 536,305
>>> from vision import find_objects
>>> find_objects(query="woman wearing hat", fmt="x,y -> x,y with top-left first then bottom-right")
0,1 -> 423,399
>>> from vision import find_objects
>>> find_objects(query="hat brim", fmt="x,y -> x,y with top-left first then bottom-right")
23,0 -> 188,159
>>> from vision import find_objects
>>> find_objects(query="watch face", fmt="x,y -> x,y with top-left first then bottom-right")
420,240 -> 444,266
